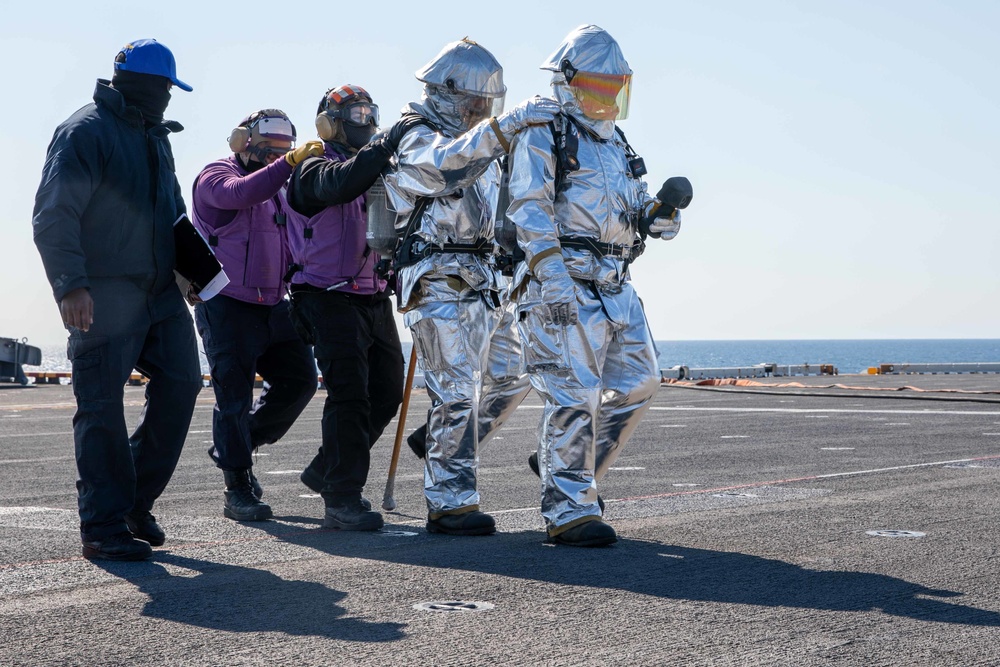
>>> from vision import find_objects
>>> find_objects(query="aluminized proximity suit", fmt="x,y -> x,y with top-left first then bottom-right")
382,39 -> 556,524
385,112 -> 510,520
508,25 -> 678,540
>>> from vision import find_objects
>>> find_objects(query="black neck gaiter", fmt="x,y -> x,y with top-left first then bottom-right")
344,123 -> 376,151
112,70 -> 172,127
237,154 -> 266,173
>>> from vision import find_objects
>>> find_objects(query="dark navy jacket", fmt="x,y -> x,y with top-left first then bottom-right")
32,79 -> 187,302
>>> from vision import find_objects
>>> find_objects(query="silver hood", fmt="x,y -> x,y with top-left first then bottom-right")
540,24 -> 631,77
416,38 -> 506,97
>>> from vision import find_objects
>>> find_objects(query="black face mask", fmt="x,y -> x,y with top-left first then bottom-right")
236,154 -> 266,173
112,70 -> 172,126
344,123 -> 376,150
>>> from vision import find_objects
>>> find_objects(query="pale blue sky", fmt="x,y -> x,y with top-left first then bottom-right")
3,0 -> 997,346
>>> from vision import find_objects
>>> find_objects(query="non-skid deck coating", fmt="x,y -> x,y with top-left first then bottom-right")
1,375 -> 999,666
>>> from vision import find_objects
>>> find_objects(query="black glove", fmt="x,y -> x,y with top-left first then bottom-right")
640,176 -> 693,237
654,176 -> 693,211
384,115 -> 427,152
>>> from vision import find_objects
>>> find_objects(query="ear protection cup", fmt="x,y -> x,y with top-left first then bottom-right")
315,113 -> 337,141
228,126 -> 251,153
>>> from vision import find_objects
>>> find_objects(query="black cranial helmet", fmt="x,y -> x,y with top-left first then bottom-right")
316,84 -> 379,150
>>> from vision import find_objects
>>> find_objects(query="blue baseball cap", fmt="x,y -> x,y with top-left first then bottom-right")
114,39 -> 192,92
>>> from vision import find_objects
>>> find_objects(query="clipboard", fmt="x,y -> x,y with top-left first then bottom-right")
173,214 -> 229,300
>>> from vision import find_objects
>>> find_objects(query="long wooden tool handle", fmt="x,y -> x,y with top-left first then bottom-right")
383,345 -> 418,509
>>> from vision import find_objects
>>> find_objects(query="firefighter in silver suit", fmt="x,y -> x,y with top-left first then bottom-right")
381,38 -> 558,535
507,25 -> 683,546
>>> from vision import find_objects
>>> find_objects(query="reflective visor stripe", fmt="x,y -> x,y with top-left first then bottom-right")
571,72 -> 629,100
330,85 -> 369,105
253,116 -> 295,140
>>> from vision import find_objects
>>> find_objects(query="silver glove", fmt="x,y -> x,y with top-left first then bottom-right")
648,210 -> 682,240
533,254 -> 578,326
496,96 -> 561,137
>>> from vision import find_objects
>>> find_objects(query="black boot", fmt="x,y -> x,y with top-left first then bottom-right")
426,510 -> 496,536
407,424 -> 428,459
528,452 -> 605,513
82,532 -> 153,561
223,469 -> 273,521
324,498 -> 384,531
548,519 -> 617,547
125,510 -> 165,546
210,445 -> 264,498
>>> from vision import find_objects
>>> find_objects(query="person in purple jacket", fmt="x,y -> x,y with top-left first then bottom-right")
191,109 -> 322,522
285,85 -> 414,531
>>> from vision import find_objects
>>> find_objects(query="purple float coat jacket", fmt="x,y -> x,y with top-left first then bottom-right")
191,155 -> 295,305
286,141 -> 393,294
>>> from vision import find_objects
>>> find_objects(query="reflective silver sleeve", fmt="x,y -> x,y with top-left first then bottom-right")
392,121 -> 507,200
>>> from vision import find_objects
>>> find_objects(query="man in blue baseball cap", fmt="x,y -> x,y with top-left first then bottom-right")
32,38 -> 202,561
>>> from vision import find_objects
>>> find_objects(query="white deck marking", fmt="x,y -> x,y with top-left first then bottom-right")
615,453 -> 1000,504
649,406 -> 1000,416
0,456 -> 72,465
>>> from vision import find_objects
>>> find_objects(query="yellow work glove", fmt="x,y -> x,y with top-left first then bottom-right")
285,140 -> 324,167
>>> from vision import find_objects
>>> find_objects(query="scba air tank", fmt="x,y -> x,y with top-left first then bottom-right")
365,176 -> 397,262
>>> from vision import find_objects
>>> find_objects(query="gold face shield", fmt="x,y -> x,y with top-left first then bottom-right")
568,70 -> 632,121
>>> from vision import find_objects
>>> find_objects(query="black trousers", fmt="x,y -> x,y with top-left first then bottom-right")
68,280 -> 202,542
194,296 -> 318,471
291,288 -> 404,503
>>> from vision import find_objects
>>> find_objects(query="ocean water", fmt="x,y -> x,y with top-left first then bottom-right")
33,339 -> 1000,376
654,339 -> 1000,375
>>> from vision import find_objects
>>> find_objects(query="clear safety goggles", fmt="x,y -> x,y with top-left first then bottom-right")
250,115 -> 297,142
249,141 -> 293,162
329,101 -> 380,127
569,71 -> 632,121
